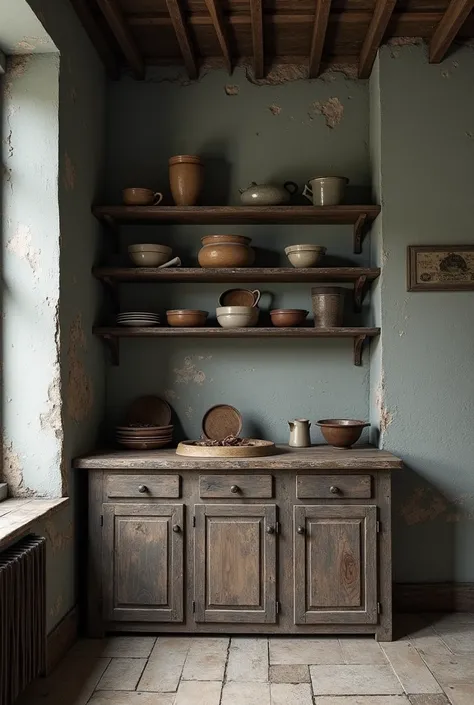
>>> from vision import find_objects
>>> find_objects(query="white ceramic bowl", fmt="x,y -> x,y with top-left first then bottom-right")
128,243 -> 172,255
128,250 -> 170,267
285,245 -> 326,268
216,306 -> 259,328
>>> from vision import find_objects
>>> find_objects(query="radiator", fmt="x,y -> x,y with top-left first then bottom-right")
0,534 -> 46,705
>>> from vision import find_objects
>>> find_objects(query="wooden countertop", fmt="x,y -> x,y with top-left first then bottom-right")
73,445 -> 403,470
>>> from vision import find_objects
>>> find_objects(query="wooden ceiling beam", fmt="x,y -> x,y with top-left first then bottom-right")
309,0 -> 332,77
96,0 -> 145,78
69,0 -> 119,78
166,0 -> 199,79
358,0 -> 397,78
250,0 -> 264,78
430,0 -> 474,62
204,0 -> 232,73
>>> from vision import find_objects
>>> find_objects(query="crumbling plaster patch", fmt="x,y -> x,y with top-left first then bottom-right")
374,374 -> 395,435
67,314 -> 94,423
309,97 -> 344,128
2,437 -> 36,497
173,356 -> 207,385
225,84 -> 239,95
387,37 -> 423,59
40,378 -> 63,440
269,103 -> 282,115
7,224 -> 41,278
4,55 -> 31,98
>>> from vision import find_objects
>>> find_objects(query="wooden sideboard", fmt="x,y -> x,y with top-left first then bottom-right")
74,445 -> 402,642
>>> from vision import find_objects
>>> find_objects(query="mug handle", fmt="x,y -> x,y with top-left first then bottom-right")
284,181 -> 298,195
302,184 -> 313,202
153,192 -> 164,205
252,289 -> 261,307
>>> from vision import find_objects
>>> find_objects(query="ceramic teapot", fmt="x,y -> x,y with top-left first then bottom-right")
239,181 -> 298,206
288,418 -> 311,447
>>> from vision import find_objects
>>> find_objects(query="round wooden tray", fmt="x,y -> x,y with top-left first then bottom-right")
176,439 -> 276,458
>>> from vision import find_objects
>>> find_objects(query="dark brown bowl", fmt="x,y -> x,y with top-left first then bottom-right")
316,419 -> 369,448
270,309 -> 308,327
166,310 -> 208,327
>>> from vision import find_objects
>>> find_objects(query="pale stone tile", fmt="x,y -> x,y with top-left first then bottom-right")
340,638 -> 387,665
96,658 -> 146,691
138,637 -> 193,692
181,637 -> 229,681
444,683 -> 474,705
435,625 -> 474,653
89,694 -> 174,705
409,695 -> 450,704
269,665 -> 310,683
403,626 -> 454,659
421,655 -> 474,686
221,682 -> 270,705
424,613 -> 474,626
270,683 -> 313,705
101,636 -> 156,658
174,680 -> 222,705
381,642 -> 442,694
310,665 -> 404,695
314,698 -> 410,705
269,638 -> 343,665
227,637 -> 268,682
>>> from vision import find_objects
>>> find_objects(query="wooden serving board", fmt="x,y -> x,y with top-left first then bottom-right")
176,439 -> 276,458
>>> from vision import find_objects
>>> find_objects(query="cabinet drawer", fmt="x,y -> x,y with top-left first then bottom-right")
199,475 -> 273,498
296,474 -> 371,499
106,474 -> 180,499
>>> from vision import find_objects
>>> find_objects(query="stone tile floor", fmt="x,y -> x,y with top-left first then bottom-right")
18,613 -> 474,705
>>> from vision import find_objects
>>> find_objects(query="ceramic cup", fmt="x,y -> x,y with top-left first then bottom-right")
302,177 -> 348,206
123,188 -> 164,206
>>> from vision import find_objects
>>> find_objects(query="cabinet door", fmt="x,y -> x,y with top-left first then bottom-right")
102,503 -> 184,622
194,504 -> 277,623
294,505 -> 377,624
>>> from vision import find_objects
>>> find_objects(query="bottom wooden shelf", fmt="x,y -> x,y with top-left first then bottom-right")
93,326 -> 380,367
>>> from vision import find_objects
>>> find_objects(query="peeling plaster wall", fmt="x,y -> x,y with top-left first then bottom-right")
370,44 -> 474,582
105,67 -> 372,441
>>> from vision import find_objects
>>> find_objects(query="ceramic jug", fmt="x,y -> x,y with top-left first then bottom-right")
288,419 -> 311,447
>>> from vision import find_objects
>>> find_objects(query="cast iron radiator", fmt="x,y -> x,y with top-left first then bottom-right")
0,534 -> 46,705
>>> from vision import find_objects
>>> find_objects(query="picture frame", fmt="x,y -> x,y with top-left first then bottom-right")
407,245 -> 474,291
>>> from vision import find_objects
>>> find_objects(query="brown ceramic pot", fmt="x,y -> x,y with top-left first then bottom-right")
270,309 -> 308,327
316,419 -> 369,448
169,155 -> 203,206
166,309 -> 208,327
198,235 -> 255,268
311,286 -> 345,327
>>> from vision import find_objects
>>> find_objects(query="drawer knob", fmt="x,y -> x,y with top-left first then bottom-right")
266,526 -> 275,535
230,485 -> 240,493
330,486 -> 340,494
138,485 -> 148,493
297,526 -> 305,535
172,525 -> 181,533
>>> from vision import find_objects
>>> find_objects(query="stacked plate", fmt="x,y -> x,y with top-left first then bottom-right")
116,424 -> 174,450
117,312 -> 160,327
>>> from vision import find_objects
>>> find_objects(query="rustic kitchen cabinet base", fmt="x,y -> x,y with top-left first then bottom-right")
75,446 -> 401,641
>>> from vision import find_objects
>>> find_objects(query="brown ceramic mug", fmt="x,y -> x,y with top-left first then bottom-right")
122,188 -> 163,206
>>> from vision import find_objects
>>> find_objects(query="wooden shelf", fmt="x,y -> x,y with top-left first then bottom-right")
93,326 -> 380,367
93,205 -> 381,253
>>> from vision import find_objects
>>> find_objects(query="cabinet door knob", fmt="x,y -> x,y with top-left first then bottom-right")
172,525 -> 181,533
138,485 -> 148,493
230,485 -> 240,493
330,486 -> 340,494
297,526 -> 305,535
266,526 -> 275,534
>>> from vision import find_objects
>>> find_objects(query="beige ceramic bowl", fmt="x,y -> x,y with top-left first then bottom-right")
216,306 -> 259,328
285,244 -> 326,268
128,250 -> 170,267
129,243 -> 172,255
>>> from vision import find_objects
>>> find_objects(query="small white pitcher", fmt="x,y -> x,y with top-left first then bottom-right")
302,176 -> 348,206
288,419 -> 311,447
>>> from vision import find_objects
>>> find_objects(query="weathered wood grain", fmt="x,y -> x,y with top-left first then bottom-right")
199,474 -> 273,498
96,0 -> 145,78
296,474 -> 371,499
358,0 -> 397,77
430,0 -> 474,62
106,474 -> 180,498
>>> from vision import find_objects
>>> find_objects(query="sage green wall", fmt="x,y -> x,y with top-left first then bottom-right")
105,68 -> 372,444
370,44 -> 474,582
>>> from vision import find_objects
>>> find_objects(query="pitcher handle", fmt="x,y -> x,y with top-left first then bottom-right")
252,289 -> 261,306
302,184 -> 313,202
153,192 -> 164,205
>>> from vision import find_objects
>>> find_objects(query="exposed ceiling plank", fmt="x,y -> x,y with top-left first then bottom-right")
96,0 -> 145,78
204,0 -> 232,73
250,0 -> 264,78
69,0 -> 119,78
166,0 -> 199,79
358,0 -> 397,78
429,0 -> 474,62
309,0 -> 332,77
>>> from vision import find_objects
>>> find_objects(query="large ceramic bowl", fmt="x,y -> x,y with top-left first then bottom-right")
270,309 -> 308,327
199,235 -> 255,268
316,419 -> 369,448
166,310 -> 208,327
129,243 -> 172,255
129,250 -> 170,267
216,306 -> 259,328
285,244 -> 326,268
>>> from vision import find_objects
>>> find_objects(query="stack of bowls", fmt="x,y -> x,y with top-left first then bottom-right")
116,424 -> 174,450
128,244 -> 172,267
117,312 -> 160,327
285,244 -> 326,268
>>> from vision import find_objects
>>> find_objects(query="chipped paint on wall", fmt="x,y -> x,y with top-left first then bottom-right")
6,223 -> 41,277
224,84 -> 239,95
66,314 -> 94,423
64,152 -> 76,190
2,436 -> 36,497
4,55 -> 32,97
44,517 -> 73,555
245,63 -> 308,85
173,356 -> 207,385
269,103 -> 282,115
309,97 -> 344,128
40,377 -> 63,439
387,37 -> 423,59
321,63 -> 358,81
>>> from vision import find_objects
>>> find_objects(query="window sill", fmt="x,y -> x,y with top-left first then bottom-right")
0,497 -> 69,551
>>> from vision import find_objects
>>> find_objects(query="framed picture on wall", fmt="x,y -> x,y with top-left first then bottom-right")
407,245 -> 474,291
